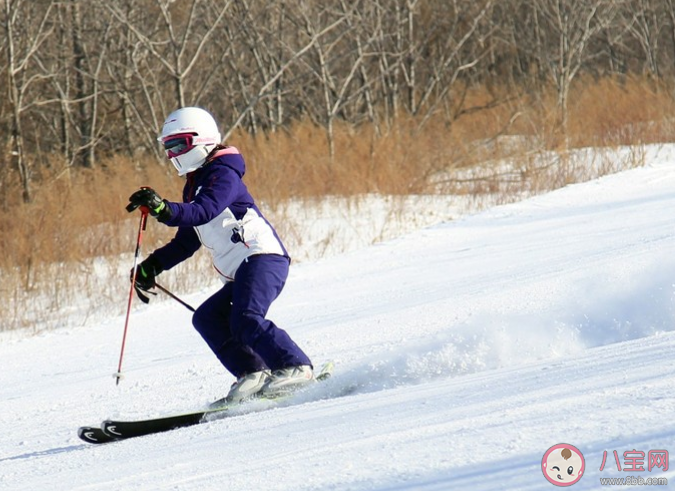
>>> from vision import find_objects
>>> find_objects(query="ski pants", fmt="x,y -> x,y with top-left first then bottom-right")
192,254 -> 311,377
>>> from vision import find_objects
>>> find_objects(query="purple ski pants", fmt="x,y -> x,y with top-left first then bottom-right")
191,254 -> 311,377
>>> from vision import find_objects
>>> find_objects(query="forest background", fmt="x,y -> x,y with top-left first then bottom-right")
2,0 -> 675,331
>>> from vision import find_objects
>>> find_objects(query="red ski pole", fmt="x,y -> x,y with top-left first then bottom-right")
114,206 -> 149,385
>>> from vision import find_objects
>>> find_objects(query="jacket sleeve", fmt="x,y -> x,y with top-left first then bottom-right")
162,164 -> 242,227
148,226 -> 202,271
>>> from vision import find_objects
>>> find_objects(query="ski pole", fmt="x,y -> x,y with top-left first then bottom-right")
154,282 -> 196,312
114,207 -> 149,385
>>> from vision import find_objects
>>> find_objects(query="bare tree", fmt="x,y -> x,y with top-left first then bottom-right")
219,3 -> 349,141
296,2 -> 363,159
665,0 -> 675,73
338,0 -> 384,133
103,0 -> 233,110
1,0 -> 674,197
2,0 -> 57,202
624,0 -> 665,77
414,1 -> 496,130
531,0 -> 619,135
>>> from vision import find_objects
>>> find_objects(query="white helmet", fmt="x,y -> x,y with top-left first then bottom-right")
158,107 -> 222,176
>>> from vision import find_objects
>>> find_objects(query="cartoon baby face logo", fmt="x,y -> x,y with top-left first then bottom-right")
542,444 -> 585,486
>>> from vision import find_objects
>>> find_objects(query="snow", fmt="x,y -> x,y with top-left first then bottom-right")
2,144 -> 675,490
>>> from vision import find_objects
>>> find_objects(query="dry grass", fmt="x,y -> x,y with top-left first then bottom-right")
1,75 -> 672,332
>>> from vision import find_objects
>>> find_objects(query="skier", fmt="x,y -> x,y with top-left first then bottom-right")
126,106 -> 314,403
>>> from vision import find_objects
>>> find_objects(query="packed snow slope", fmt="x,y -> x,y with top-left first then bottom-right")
2,146 -> 675,491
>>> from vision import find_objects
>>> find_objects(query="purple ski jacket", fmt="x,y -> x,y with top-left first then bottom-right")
149,147 -> 288,282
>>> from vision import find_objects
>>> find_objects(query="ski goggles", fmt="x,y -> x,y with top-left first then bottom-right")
162,133 -> 195,158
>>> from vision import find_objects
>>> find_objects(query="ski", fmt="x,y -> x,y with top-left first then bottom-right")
102,405 -> 228,440
77,426 -> 119,444
78,361 -> 334,444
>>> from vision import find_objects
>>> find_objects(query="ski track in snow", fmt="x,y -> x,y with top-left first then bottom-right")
1,144 -> 675,490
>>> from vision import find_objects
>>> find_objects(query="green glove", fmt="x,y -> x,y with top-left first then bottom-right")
131,256 -> 164,291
